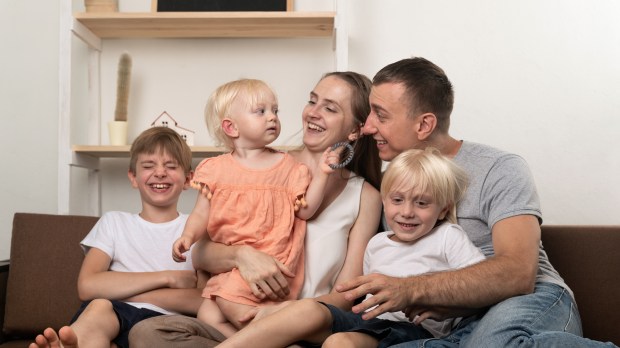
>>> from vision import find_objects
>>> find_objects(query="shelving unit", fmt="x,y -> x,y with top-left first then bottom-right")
73,11 -> 335,38
58,1 -> 347,216
72,145 -> 293,158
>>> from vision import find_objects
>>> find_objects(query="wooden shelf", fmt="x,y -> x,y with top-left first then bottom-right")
73,145 -> 226,158
73,145 -> 295,158
73,11 -> 335,38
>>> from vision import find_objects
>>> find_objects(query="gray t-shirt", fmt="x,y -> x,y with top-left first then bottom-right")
453,141 -> 572,298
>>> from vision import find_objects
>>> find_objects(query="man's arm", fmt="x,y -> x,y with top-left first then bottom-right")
337,215 -> 540,320
77,248 -> 198,301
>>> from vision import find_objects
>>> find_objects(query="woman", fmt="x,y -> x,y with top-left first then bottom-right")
128,72 -> 383,347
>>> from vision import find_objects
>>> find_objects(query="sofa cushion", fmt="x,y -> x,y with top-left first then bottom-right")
541,225 -> 620,345
2,213 -> 98,337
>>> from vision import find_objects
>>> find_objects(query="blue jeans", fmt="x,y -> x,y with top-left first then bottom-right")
389,282 -> 618,348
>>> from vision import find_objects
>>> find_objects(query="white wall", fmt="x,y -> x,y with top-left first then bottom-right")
346,0 -> 620,225
0,0 -> 60,259
1,0 -> 619,259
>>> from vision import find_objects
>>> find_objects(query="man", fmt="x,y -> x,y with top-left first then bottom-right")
337,57 -> 615,347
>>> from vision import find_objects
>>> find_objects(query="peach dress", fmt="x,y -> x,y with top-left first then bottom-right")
193,151 -> 311,306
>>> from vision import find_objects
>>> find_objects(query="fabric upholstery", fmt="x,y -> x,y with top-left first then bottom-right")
541,225 -> 620,344
2,213 -> 98,341
1,214 -> 619,346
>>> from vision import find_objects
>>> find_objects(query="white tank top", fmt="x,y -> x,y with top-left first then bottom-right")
299,175 -> 364,299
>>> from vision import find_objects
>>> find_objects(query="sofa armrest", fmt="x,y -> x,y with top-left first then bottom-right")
2,213 -> 98,341
0,260 -> 9,343
541,225 -> 620,345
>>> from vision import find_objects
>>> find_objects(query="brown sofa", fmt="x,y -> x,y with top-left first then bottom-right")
1,213 -> 619,346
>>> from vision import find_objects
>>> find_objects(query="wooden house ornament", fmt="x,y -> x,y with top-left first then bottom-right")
151,111 -> 195,145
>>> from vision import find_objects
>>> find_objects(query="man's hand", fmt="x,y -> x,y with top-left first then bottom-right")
336,273 -> 413,320
237,246 -> 295,300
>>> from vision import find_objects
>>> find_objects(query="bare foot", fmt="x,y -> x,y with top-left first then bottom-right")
29,326 -> 79,348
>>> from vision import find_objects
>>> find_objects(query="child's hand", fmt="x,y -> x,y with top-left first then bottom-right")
320,146 -> 340,174
172,236 -> 193,262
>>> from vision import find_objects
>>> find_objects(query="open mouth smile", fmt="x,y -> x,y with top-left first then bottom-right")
307,122 -> 325,132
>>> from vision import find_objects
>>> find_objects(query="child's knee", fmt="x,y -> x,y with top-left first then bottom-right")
324,331 -> 377,348
323,332 -> 356,348
294,299 -> 333,327
84,299 -> 114,314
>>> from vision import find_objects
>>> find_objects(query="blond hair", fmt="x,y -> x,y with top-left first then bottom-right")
204,79 -> 277,150
381,147 -> 468,224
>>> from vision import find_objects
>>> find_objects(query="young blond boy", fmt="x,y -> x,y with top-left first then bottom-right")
30,127 -> 203,348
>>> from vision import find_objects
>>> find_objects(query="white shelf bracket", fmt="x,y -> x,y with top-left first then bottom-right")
72,19 -> 102,51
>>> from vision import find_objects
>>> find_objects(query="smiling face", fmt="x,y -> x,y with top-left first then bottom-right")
362,82 -> 425,161
128,149 -> 191,213
302,75 -> 359,152
383,182 -> 448,243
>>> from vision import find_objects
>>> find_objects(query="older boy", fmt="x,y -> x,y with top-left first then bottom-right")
29,127 -> 203,348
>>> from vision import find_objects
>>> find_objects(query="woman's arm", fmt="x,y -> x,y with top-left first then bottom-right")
315,181 -> 382,309
192,237 -> 295,301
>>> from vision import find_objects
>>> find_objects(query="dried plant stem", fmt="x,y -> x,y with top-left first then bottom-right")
114,53 -> 132,122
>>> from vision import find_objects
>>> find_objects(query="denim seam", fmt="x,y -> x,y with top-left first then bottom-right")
530,286 -> 566,329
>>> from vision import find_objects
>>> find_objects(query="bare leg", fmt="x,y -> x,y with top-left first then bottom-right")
30,299 -> 120,348
219,298 -> 334,348
197,298 -> 239,338
323,331 -> 379,348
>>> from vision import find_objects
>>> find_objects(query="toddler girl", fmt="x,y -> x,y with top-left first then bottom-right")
172,79 -> 337,337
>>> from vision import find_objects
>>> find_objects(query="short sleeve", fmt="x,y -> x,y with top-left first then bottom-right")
192,157 -> 218,192
481,155 -> 542,227
442,224 -> 485,269
80,213 -> 116,259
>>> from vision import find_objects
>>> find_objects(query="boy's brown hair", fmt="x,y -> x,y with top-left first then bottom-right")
129,127 -> 192,175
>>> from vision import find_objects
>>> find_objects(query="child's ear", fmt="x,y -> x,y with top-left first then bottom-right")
222,118 -> 239,138
438,204 -> 451,221
127,170 -> 138,189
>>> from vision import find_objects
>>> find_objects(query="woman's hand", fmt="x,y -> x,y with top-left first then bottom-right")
237,245 -> 295,300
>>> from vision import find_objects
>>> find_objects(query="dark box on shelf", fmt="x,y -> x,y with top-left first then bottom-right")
156,0 -> 290,12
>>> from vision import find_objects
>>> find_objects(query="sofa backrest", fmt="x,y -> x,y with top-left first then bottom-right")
541,225 -> 620,345
2,213 -> 99,339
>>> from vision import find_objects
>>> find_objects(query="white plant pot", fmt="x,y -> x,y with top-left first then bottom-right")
108,121 -> 128,145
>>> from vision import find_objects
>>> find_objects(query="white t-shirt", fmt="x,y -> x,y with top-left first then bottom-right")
364,222 -> 486,338
81,211 -> 194,314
